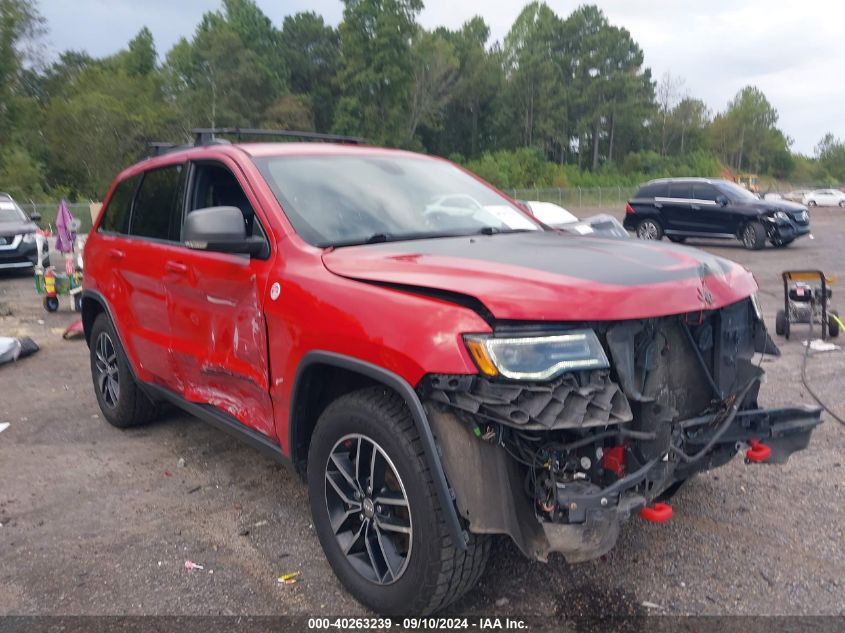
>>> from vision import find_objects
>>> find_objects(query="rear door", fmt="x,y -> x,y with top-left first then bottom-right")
166,159 -> 276,438
114,163 -> 186,388
658,181 -> 696,233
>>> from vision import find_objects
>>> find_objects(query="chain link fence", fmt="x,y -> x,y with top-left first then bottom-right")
16,201 -> 97,233
506,187 -> 639,210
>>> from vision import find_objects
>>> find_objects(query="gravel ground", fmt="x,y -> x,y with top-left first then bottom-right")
0,207 -> 844,618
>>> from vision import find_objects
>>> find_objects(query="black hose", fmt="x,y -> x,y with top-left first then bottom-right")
801,312 -> 845,426
670,378 -> 758,464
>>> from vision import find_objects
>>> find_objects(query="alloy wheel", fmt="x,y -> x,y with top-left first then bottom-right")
324,434 -> 412,585
637,220 -> 659,239
94,331 -> 120,408
743,225 -> 756,249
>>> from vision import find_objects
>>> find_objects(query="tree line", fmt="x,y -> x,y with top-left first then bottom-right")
1,0 -> 843,202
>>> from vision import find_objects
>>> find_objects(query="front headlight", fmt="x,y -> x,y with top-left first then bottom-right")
773,211 -> 789,221
464,330 -> 610,380
22,232 -> 36,244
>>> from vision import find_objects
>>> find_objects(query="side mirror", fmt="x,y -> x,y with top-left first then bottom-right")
183,206 -> 265,256
29,212 -> 42,222
716,195 -> 729,207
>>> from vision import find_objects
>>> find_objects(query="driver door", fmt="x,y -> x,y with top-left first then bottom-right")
166,159 -> 277,439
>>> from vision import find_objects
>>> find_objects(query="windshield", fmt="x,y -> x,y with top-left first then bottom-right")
254,154 -> 540,247
716,181 -> 759,201
0,199 -> 27,223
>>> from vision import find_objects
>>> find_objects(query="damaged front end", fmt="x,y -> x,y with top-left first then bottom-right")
419,297 -> 822,563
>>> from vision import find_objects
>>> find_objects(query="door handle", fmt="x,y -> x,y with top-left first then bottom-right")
691,204 -> 701,211
165,261 -> 188,274
654,202 -> 663,209
108,248 -> 124,260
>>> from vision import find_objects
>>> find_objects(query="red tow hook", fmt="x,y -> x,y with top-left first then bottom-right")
745,438 -> 772,463
639,502 -> 673,523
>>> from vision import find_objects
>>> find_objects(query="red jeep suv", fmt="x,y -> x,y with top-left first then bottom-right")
82,130 -> 822,615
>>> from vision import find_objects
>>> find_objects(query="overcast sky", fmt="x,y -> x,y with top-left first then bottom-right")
37,0 -> 843,155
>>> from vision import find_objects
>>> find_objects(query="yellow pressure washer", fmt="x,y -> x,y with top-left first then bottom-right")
775,270 -> 842,340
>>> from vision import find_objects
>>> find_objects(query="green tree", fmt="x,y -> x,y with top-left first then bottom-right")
709,86 -> 787,173
0,0 -> 44,142
815,133 -> 845,181
280,12 -> 340,132
407,30 -> 459,142
334,0 -> 422,145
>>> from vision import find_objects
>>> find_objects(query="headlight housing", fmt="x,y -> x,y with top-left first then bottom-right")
464,330 -> 610,380
773,211 -> 789,221
22,232 -> 36,244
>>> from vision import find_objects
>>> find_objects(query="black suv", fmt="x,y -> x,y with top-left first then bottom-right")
0,193 -> 47,271
623,178 -> 811,250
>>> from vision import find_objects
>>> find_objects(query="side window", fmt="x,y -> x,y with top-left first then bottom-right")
99,175 -> 140,234
669,182 -> 692,200
693,184 -> 720,202
130,164 -> 185,241
188,162 -> 269,257
636,183 -> 667,199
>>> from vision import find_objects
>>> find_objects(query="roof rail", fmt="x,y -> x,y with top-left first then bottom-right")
191,128 -> 366,146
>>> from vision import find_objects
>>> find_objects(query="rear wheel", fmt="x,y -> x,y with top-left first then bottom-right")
775,309 -> 790,339
89,313 -> 157,428
636,218 -> 663,241
307,387 -> 490,615
830,311 -> 841,338
741,222 -> 766,250
839,201 -> 845,208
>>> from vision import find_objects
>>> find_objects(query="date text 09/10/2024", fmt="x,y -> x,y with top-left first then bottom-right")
307,617 -> 528,630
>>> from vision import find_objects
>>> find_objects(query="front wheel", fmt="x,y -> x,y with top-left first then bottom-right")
741,222 -> 766,250
636,218 -> 663,240
307,387 -> 490,615
44,296 -> 59,312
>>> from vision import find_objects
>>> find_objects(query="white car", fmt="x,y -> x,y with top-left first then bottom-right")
802,189 -> 845,207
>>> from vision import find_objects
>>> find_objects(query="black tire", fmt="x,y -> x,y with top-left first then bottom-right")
307,387 -> 490,616
73,293 -> 83,312
89,313 -> 157,428
807,200 -> 817,207
667,236 -> 687,243
635,218 -> 663,241
775,309 -> 788,337
839,200 -> 845,208
44,296 -> 59,312
830,311 -> 841,338
741,222 -> 766,250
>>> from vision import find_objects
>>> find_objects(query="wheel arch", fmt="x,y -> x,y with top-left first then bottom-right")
290,350 -> 468,551
81,290 -> 108,347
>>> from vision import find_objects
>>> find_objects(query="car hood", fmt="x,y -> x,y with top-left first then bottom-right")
322,232 -> 757,321
0,220 -> 37,237
746,199 -> 807,214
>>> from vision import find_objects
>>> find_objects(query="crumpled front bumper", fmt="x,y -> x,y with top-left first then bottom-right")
426,402 -> 822,563
544,404 -> 821,561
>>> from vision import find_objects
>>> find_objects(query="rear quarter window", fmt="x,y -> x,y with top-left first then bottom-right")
98,175 -> 139,234
634,183 -> 667,199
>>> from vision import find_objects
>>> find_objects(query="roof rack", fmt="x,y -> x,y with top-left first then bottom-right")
191,128 -> 366,146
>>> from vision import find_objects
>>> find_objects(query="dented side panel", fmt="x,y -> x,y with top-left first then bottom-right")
167,249 -> 275,438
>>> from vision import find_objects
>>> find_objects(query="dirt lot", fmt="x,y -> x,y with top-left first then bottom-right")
1,207 -> 844,618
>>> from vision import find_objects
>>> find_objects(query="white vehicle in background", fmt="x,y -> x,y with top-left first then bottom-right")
802,189 -> 845,207
783,189 -> 810,203
520,200 -> 629,239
